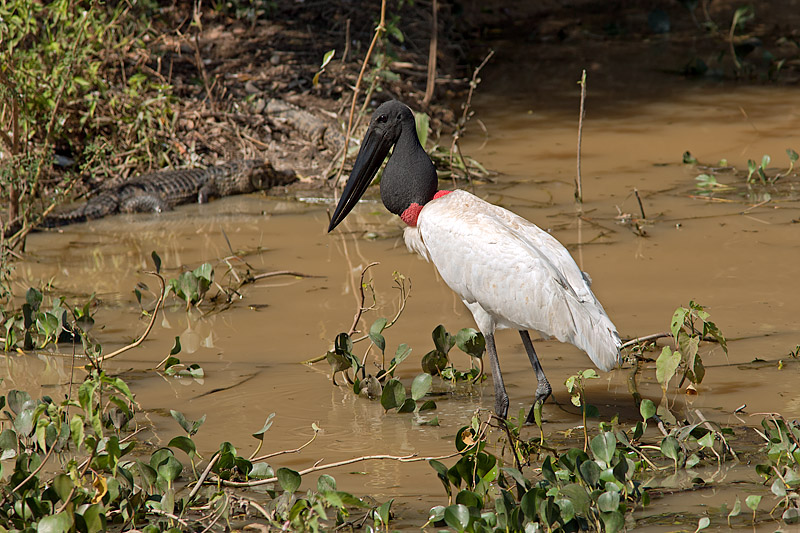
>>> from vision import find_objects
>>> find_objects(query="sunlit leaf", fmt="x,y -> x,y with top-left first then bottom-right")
411,373 -> 432,401
443,504 -> 470,532
277,467 -> 302,493
380,379 -> 405,411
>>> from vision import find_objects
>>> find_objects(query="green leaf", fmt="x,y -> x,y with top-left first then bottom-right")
601,510 -> 624,533
411,373 -> 432,401
414,111 -> 430,148
443,504 -> 470,532
421,350 -> 448,375
745,494 -> 761,512
728,496 -> 741,525
660,436 -> 680,462
277,467 -> 302,493
392,343 -> 411,366
53,473 -> 74,503
398,398 -> 416,413
579,460 -> 601,487
432,325 -> 455,354
317,474 -> 336,492
590,432 -> 616,466
640,399 -> 656,421
787,148 -> 799,163
80,503 -> 106,533
696,516 -> 710,531
698,431 -> 714,448
771,478 -> 787,498
559,484 -> 590,515
369,318 -> 387,353
170,336 -> 182,355
380,379 -> 406,411
157,456 -> 183,484
252,413 -> 275,440
168,435 -> 197,458
320,49 -> 335,68
151,251 -> 162,273
455,328 -> 485,358
670,307 -> 688,339
598,490 -> 620,512
656,346 -> 681,388
38,511 -> 74,533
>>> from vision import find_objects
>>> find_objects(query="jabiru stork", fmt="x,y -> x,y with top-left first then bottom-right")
328,100 -> 621,421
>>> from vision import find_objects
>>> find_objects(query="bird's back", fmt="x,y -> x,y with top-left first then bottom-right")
405,190 -> 620,371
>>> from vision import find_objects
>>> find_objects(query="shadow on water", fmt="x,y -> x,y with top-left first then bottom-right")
4,59 -> 800,528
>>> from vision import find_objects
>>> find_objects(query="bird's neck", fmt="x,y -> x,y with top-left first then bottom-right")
380,121 -> 439,225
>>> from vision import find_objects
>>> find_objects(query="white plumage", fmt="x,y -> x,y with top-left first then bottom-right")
405,190 -> 620,373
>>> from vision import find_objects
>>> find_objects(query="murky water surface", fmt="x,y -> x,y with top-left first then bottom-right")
3,72 -> 800,528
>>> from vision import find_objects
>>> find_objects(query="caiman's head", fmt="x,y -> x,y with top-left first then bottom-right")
247,160 -> 297,190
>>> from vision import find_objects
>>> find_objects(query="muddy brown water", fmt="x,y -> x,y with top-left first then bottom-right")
3,79 -> 800,528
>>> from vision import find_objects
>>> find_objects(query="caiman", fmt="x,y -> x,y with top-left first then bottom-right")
41,159 -> 296,228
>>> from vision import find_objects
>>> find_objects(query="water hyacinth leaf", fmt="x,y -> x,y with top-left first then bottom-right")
656,346 -> 681,388
661,436 -> 680,462
429,505 -> 446,523
0,428 -> 18,459
443,504 -> 470,532
640,398 -> 656,421
411,373 -> 432,401
598,490 -> 620,513
380,379 -> 406,411
455,489 -> 482,509
601,510 -> 624,533
398,398 -> 416,413
559,484 -> 590,515
782,507 -> 800,524
519,489 -> 538,520
168,436 -> 196,458
7,390 -> 32,415
393,343 -> 412,366
252,413 -> 275,440
418,399 -> 437,412
158,456 -> 183,484
318,473 -> 336,492
369,318 -> 387,353
579,460 -> 601,487
432,325 -> 455,354
590,431 -> 616,466
556,498 -> 576,523
249,462 -> 273,479
698,431 -> 715,448
728,496 -> 741,525
421,350 -> 448,375
277,467 -> 302,493
170,336 -> 182,355
377,499 -> 393,525
696,517 -> 710,531
455,328 -> 485,358
745,494 -> 761,512
170,410 -> 190,433
771,478 -> 787,498
326,350 -> 351,373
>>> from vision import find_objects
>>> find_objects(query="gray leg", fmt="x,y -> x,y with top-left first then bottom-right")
485,333 -> 509,419
520,330 -> 552,423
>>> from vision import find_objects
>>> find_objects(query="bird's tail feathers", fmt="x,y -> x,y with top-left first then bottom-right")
563,296 -> 621,372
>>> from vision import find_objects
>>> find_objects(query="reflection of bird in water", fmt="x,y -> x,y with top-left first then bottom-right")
328,100 -> 621,421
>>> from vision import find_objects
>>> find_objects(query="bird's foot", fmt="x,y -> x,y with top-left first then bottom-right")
524,381 -> 552,424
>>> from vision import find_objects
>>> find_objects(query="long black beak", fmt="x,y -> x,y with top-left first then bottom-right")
328,126 -> 394,232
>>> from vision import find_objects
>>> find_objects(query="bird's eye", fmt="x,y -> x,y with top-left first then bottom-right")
377,114 -> 388,123
397,113 -> 402,120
